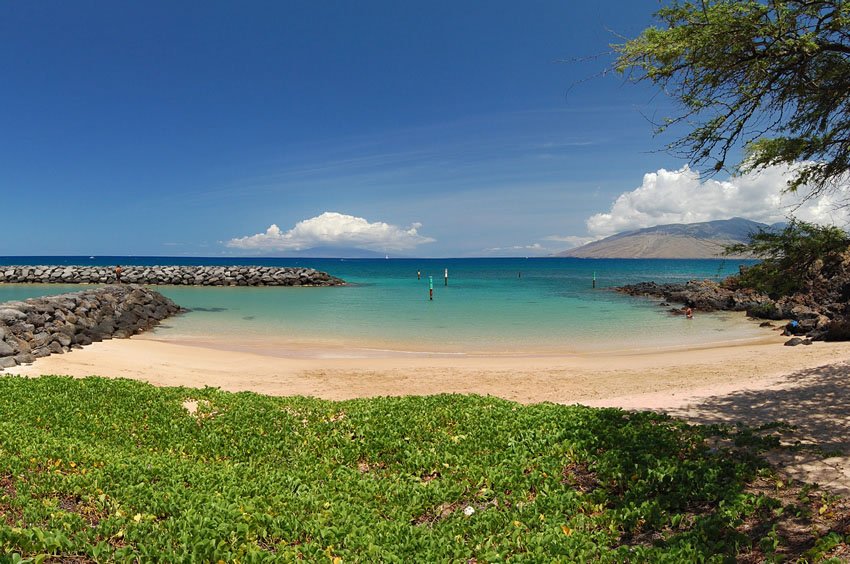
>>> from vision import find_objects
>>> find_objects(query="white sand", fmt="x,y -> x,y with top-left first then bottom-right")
8,332 -> 850,492
3,331 -> 846,403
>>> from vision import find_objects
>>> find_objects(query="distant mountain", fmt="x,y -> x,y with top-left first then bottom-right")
263,246 -> 396,259
557,218 -> 776,259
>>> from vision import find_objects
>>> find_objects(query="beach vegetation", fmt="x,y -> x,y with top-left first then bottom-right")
615,0 -> 850,196
0,376 -> 846,561
725,219 -> 849,297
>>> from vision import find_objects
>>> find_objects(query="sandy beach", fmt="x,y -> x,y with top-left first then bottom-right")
3,331 -> 845,402
8,331 -> 850,493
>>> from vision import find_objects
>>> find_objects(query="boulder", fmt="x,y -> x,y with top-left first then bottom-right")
0,357 -> 17,369
0,340 -> 14,356
824,319 -> 850,342
13,353 -> 34,364
0,309 -> 26,323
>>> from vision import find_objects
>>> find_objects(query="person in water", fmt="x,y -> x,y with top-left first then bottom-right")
115,265 -> 122,284
685,307 -> 693,319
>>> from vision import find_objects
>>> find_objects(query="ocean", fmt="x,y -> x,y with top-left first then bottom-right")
0,256 -> 764,354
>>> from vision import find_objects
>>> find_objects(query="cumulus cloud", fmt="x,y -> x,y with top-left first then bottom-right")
586,164 -> 850,238
227,212 -> 435,251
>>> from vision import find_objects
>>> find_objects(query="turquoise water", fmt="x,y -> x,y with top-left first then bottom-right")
0,257 -> 763,353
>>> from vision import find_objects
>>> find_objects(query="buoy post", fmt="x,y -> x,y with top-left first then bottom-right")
444,268 -> 448,286
592,271 -> 596,289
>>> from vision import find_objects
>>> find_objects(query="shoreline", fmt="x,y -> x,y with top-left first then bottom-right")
137,328 -> 783,359
147,308 -> 780,358
6,330 -> 850,405
9,329 -> 850,492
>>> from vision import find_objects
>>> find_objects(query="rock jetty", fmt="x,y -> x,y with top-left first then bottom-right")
0,265 -> 345,286
0,285 -> 182,370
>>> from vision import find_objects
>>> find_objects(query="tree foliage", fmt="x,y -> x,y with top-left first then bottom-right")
725,219 -> 850,296
615,0 -> 850,195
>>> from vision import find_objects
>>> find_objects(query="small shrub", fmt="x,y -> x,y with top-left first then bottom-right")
726,220 -> 850,299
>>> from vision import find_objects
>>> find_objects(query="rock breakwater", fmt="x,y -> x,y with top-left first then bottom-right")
0,265 -> 345,286
0,285 -> 182,370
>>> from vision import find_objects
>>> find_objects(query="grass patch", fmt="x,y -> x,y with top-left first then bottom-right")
0,376 -> 846,561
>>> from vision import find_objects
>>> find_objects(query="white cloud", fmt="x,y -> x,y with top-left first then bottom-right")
585,164 -> 850,238
227,212 -> 435,251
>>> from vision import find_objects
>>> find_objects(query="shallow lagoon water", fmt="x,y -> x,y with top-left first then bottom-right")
0,257 -> 766,353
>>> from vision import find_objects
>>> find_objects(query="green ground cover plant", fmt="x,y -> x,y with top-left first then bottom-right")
0,376 -> 846,562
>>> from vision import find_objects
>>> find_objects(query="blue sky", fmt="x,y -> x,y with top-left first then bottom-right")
3,1 -> 816,257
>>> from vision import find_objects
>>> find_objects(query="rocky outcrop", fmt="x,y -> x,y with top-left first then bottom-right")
617,280 -> 773,313
616,250 -> 850,341
0,285 -> 182,370
0,265 -> 345,286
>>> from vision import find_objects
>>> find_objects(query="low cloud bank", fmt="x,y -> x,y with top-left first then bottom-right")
227,212 -> 435,252
485,243 -> 545,254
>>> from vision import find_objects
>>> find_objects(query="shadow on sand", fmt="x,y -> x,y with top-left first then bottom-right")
665,362 -> 850,494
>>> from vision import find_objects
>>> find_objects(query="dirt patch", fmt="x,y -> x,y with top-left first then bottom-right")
413,498 -> 500,527
420,471 -> 441,483
50,494 -> 107,527
617,473 -> 850,559
1,473 -> 16,498
43,556 -> 96,563
412,501 -> 463,526
561,462 -> 600,493
735,476 -> 850,562
356,459 -> 387,474
0,473 -> 20,526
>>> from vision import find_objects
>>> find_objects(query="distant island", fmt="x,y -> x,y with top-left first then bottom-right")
252,246 -> 397,259
556,217 -> 781,259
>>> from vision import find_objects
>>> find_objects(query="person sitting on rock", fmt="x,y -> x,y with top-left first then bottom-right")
115,265 -> 122,284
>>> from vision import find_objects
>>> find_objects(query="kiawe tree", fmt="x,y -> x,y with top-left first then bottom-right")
724,218 -> 850,297
615,0 -> 850,197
